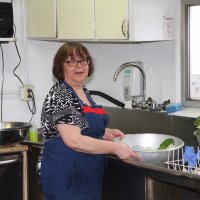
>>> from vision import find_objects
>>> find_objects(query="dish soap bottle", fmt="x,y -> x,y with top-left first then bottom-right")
30,123 -> 38,142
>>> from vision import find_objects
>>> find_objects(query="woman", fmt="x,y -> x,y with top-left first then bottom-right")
40,42 -> 143,200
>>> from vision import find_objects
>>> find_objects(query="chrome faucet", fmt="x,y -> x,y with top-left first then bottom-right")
113,61 -> 146,108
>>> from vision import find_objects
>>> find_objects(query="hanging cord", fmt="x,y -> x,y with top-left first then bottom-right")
0,44 -> 4,122
13,24 -> 23,86
12,24 -> 36,122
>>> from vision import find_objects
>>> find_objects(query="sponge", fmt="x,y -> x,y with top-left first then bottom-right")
166,102 -> 183,113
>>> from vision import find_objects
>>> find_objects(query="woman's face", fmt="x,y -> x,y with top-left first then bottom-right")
63,53 -> 89,87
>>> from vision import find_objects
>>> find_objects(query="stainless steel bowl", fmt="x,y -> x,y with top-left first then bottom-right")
120,133 -> 184,166
0,122 -> 32,147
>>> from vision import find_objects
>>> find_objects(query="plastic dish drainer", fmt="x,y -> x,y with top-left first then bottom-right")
165,146 -> 200,175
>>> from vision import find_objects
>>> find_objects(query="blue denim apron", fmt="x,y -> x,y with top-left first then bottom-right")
41,104 -> 109,200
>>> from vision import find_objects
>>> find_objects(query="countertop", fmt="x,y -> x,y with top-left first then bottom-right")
23,136 -> 200,183
23,139 -> 43,147
169,107 -> 200,118
0,144 -> 29,154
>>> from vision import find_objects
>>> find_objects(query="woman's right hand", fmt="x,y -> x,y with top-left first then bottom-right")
116,143 -> 143,161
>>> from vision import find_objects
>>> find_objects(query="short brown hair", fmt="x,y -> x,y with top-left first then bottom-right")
53,42 -> 94,80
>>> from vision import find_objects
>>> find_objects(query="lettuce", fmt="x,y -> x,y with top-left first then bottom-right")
157,138 -> 175,150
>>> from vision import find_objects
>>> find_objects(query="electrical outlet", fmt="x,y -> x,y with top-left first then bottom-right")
20,85 -> 34,101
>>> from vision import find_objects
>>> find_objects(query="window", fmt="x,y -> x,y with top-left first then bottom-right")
181,0 -> 200,107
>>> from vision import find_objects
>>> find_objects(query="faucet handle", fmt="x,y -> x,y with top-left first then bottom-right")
131,97 -> 138,108
135,100 -> 146,109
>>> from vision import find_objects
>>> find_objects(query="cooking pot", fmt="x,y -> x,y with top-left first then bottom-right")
119,133 -> 184,166
0,122 -> 31,147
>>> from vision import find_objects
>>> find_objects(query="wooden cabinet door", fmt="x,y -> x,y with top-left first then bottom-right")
57,0 -> 94,39
27,0 -> 56,38
95,0 -> 128,40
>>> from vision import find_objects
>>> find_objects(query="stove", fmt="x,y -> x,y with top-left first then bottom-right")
0,145 -> 28,200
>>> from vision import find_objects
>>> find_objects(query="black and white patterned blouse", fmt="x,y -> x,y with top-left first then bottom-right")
41,81 -> 90,140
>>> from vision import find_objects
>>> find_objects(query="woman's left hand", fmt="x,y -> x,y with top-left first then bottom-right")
103,128 -> 124,141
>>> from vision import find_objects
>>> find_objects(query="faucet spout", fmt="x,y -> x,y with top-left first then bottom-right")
113,61 -> 146,102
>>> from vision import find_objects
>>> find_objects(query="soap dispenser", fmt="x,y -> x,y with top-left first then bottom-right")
30,123 -> 38,142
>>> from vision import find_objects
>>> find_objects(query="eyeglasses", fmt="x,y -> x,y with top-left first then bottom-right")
64,59 -> 89,67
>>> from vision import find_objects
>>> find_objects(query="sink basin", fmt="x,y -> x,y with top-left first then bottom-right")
119,133 -> 184,166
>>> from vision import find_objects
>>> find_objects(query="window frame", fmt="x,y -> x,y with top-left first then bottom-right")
181,0 -> 200,107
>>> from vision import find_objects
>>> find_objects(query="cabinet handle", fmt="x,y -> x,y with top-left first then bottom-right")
121,19 -> 128,38
0,158 -> 20,165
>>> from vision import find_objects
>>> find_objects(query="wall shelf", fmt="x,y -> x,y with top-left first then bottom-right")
0,37 -> 16,42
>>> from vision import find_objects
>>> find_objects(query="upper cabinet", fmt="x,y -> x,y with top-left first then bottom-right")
27,0 -> 56,38
57,0 -> 94,40
26,0 -> 173,42
95,0 -> 128,40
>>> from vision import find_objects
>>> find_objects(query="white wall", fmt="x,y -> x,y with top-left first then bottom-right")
84,42 -> 175,105
0,0 -> 180,127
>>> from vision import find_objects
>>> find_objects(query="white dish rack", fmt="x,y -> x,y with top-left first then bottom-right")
165,146 -> 200,175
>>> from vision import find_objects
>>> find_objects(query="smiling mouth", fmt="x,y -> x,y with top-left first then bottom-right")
75,71 -> 84,75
